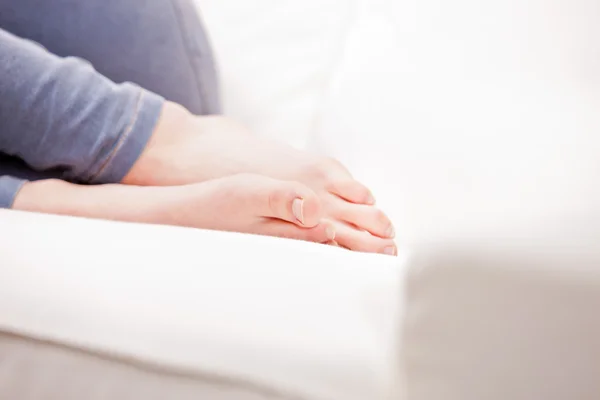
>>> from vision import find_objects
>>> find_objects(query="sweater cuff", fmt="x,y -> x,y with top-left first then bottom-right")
0,175 -> 27,209
89,89 -> 165,184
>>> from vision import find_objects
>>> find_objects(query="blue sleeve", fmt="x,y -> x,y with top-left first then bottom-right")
0,176 -> 26,209
0,28 -> 165,208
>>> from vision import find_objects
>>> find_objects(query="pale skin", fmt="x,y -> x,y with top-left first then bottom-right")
14,102 -> 397,255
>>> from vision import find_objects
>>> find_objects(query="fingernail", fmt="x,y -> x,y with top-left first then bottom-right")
386,225 -> 395,238
292,198 -> 305,225
383,246 -> 397,256
326,225 -> 336,241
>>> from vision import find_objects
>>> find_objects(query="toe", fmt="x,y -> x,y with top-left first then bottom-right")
261,219 -> 336,243
252,177 -> 323,227
328,179 -> 375,205
332,200 -> 395,239
332,221 -> 397,255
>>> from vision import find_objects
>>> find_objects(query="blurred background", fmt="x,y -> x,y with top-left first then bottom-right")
197,0 -> 600,244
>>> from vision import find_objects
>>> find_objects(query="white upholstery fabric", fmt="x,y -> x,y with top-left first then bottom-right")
0,332 -> 280,400
402,220 -> 600,400
0,210 -> 403,400
195,0 -> 352,148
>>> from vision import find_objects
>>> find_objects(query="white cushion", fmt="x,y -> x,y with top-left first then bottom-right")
0,209 -> 404,400
195,0 -> 352,148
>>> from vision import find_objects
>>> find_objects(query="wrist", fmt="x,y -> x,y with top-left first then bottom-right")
122,101 -> 194,186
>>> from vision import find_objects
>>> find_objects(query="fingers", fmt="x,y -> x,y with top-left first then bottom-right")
332,201 -> 395,239
327,179 -> 375,205
260,219 -> 336,243
248,176 -> 323,227
332,221 -> 397,256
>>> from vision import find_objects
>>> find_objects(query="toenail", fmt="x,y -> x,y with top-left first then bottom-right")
326,225 -> 336,241
386,225 -> 395,238
383,246 -> 397,256
292,198 -> 305,225
367,193 -> 376,205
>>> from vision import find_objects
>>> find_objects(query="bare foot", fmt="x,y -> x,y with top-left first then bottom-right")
14,174 -> 335,244
124,104 -> 397,255
167,173 -> 336,242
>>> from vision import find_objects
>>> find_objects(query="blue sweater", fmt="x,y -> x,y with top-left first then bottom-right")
0,27 -> 164,207
0,0 -> 220,208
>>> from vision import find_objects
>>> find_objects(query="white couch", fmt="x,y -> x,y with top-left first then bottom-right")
1,0 -> 600,399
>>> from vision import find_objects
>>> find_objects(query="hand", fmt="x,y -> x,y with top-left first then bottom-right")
124,103 -> 397,255
13,175 -> 335,244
